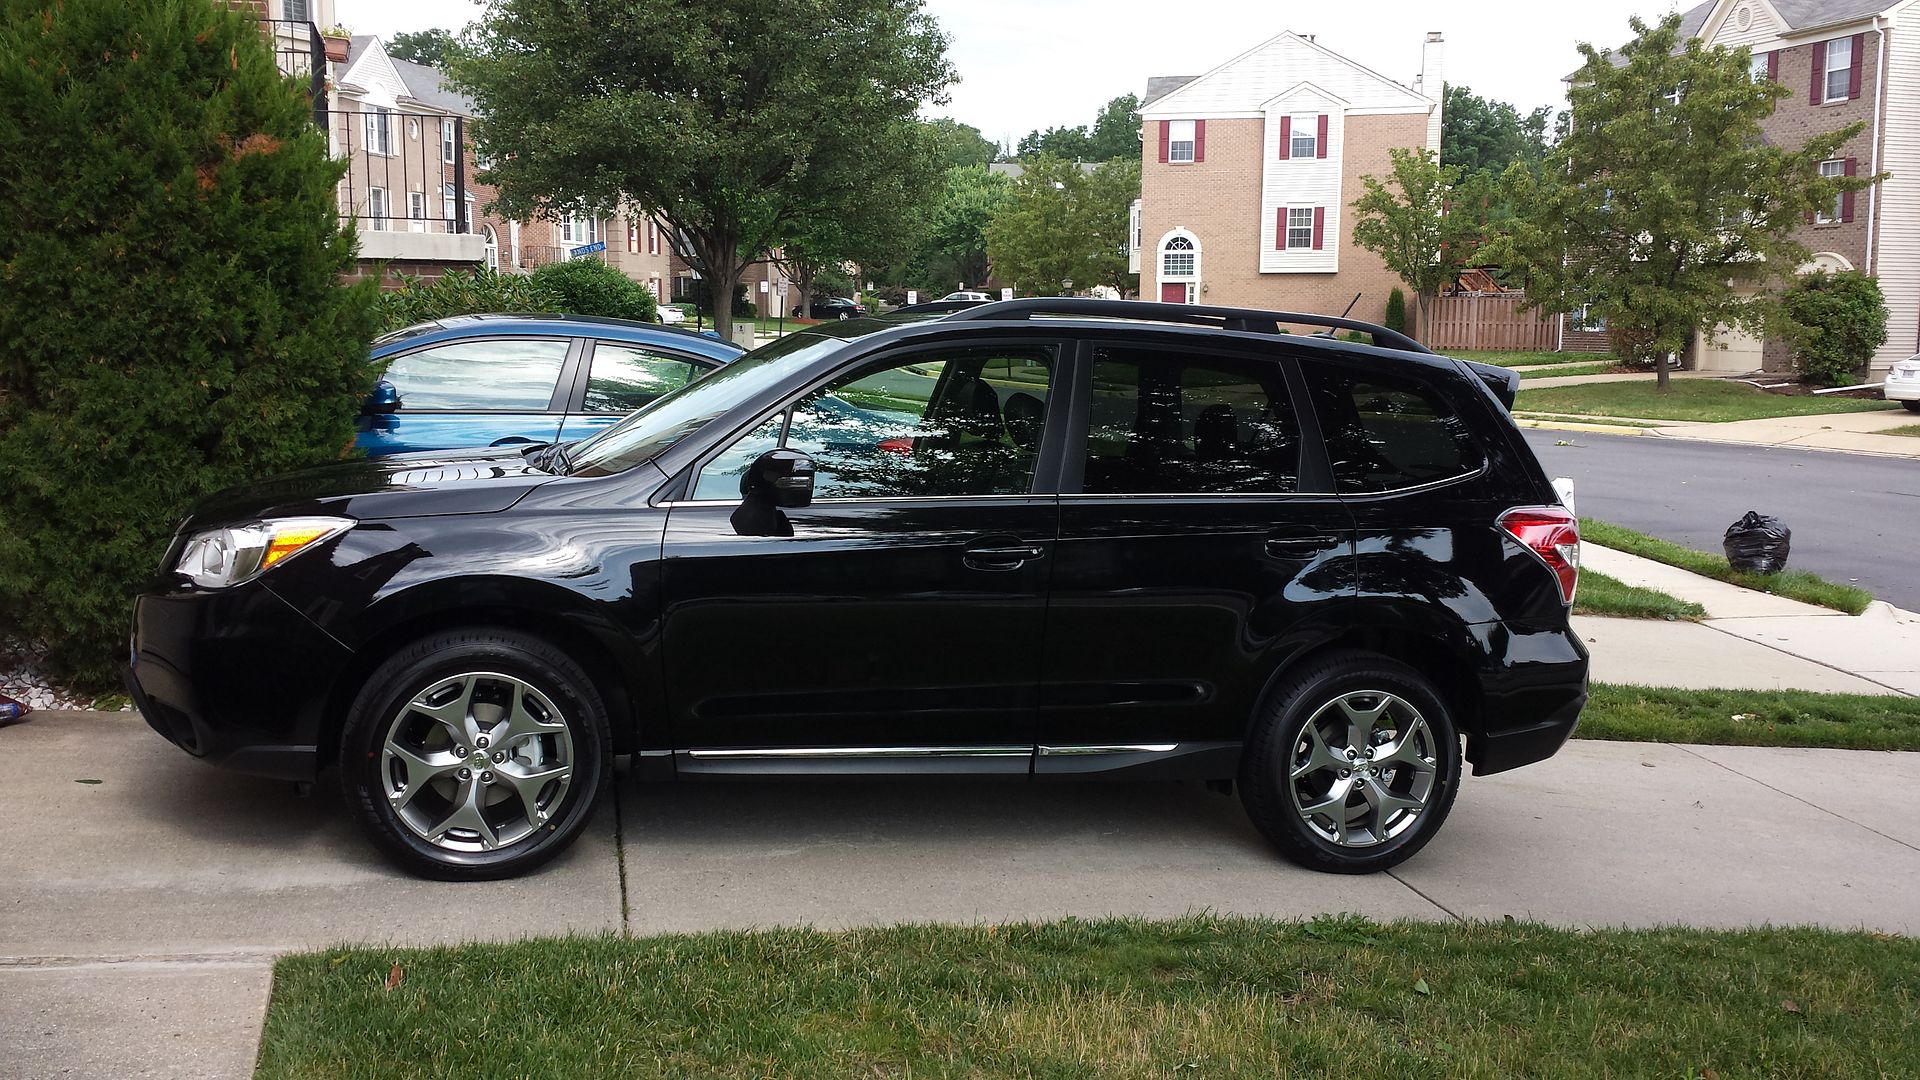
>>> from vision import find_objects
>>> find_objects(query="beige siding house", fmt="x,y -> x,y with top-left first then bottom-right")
1133,31 -> 1445,328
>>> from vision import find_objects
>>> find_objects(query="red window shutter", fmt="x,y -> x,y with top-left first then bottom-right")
1811,40 -> 1826,104
1278,116 -> 1291,159
1194,120 -> 1206,162
1849,33 -> 1864,99
1316,114 -> 1329,159
1767,50 -> 1779,82
1158,121 -> 1170,163
1843,157 -> 1858,222
1277,207 -> 1287,249
1312,207 -> 1326,250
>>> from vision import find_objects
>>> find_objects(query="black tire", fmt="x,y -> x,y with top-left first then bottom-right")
1239,650 -> 1462,874
339,628 -> 612,881
1902,400 -> 1920,413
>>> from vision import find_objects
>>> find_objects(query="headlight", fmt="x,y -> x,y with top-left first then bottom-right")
174,517 -> 353,589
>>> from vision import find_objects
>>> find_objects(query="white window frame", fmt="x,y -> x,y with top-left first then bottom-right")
366,187 -> 388,231
1750,52 -> 1770,82
365,107 -> 392,157
1816,159 -> 1846,223
1569,304 -> 1608,332
407,190 -> 426,232
1290,116 -> 1317,160
1286,208 -> 1315,250
1825,36 -> 1853,102
441,119 -> 457,165
1168,119 -> 1196,164
483,226 -> 499,270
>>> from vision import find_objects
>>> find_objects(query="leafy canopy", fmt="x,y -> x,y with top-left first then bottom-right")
0,0 -> 379,685
1350,148 -> 1483,338
1496,15 -> 1874,384
452,0 -> 954,338
985,155 -> 1139,296
1015,93 -> 1141,162
1441,85 -> 1551,180
1780,271 -> 1888,385
385,28 -> 458,67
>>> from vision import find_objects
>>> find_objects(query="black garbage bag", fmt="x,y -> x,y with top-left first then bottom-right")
1724,511 -> 1791,574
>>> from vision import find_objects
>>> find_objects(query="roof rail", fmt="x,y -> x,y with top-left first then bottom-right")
941,298 -> 1431,355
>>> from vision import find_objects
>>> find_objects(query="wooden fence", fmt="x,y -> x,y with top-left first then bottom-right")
1424,293 -> 1559,352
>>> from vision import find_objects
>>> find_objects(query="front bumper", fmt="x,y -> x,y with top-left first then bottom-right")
1466,621 -> 1589,776
127,581 -> 353,780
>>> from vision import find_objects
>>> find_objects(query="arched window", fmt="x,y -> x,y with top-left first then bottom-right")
482,226 -> 499,271
1161,235 -> 1197,278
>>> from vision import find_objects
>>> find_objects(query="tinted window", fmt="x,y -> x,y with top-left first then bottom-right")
380,338 -> 569,411
584,344 -> 703,412
1302,362 -> 1484,492
1081,347 -> 1301,494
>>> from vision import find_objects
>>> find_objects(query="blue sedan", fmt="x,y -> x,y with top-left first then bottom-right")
357,314 -> 745,457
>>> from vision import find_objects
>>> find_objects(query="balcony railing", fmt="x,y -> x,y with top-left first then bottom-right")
325,108 -> 473,237
261,18 -> 326,129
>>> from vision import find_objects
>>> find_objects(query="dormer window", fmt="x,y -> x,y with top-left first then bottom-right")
1169,120 -> 1196,163
1291,116 -> 1317,159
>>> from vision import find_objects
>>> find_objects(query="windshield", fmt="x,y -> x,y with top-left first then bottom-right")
565,330 -> 851,477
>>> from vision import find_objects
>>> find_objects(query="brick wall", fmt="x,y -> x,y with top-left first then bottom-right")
1139,113 -> 1427,328
1764,32 -> 1882,271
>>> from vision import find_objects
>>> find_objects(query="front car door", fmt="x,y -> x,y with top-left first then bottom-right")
358,336 -> 575,456
1036,338 -> 1357,775
658,340 -> 1066,772
553,340 -> 721,443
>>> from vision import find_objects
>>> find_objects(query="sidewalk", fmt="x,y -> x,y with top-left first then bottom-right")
1581,542 -> 1920,695
1650,409 -> 1920,457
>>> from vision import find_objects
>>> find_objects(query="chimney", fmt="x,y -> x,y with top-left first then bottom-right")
1419,31 -> 1445,155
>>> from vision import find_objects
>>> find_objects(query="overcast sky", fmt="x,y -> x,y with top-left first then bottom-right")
338,0 -> 1694,145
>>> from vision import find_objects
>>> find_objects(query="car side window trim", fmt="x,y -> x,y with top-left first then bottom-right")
569,339 -> 720,414
1297,355 -> 1490,495
376,335 -> 581,414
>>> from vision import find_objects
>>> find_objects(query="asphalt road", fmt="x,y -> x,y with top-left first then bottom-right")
1525,431 -> 1920,609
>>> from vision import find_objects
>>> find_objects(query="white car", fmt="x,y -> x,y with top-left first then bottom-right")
939,291 -> 993,303
1887,354 -> 1920,412
657,305 -> 686,325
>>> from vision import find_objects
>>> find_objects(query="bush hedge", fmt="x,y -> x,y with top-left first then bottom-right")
0,0 -> 381,687
376,259 -> 658,333
1384,288 -> 1407,333
1782,270 -> 1887,386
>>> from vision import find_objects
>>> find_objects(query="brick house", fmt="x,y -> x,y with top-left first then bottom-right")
1133,31 -> 1446,328
1661,0 -> 1920,378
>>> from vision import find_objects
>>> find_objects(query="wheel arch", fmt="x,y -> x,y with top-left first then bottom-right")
1251,608 -> 1488,742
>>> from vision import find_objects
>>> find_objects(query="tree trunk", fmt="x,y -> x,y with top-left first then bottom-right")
1413,293 -> 1431,347
1656,350 -> 1671,391
796,264 -> 815,317
686,232 -> 744,342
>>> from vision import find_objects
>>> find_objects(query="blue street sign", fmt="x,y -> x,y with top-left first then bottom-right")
569,241 -> 606,257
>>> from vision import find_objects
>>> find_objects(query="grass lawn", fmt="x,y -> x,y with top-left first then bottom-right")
1884,423 -> 1920,437
1582,519 -> 1872,614
257,917 -> 1920,1079
1573,570 -> 1705,621
1581,684 -> 1920,750
1448,349 -> 1605,368
1515,379 -> 1900,422
1516,361 -> 1617,380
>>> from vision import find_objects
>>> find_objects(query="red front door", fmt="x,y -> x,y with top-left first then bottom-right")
1160,282 -> 1188,304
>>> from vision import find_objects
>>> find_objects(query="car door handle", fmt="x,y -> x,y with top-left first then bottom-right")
963,536 -> 1048,571
1264,531 -> 1340,559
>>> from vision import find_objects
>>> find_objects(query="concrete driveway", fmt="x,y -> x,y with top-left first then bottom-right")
5,711 -> 1919,1078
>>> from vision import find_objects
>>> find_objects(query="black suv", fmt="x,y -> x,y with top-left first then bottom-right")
129,300 -> 1587,880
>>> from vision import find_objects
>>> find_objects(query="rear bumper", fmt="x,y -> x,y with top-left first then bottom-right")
1466,621 -> 1589,776
126,582 -> 352,781
1884,374 -> 1920,402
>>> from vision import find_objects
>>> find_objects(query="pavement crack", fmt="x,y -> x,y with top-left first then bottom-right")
1670,743 -> 1920,854
1386,870 -> 1463,922
612,762 -> 631,936
1697,621 -> 1915,697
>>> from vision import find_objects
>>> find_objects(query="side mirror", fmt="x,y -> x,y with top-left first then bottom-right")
364,380 -> 401,415
741,448 -> 815,509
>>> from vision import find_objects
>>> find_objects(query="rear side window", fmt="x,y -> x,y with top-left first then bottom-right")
380,338 -> 570,411
584,344 -> 704,413
1301,362 -> 1483,493
1081,346 -> 1301,494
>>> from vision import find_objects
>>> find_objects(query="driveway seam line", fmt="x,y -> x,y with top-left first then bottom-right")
613,765 -> 631,936
1385,870 -> 1462,922
1670,743 -> 1920,854
1697,621 -> 1915,697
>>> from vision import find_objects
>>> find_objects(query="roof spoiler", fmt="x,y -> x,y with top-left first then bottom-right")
1463,360 -> 1519,410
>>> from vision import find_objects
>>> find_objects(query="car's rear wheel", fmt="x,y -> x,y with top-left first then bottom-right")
339,628 -> 611,881
1240,651 -> 1461,874
1902,400 -> 1920,413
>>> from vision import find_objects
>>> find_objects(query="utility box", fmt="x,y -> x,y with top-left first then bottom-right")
731,323 -> 756,350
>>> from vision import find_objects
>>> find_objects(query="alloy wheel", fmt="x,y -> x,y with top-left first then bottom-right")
379,671 -> 575,852
1286,690 -> 1438,848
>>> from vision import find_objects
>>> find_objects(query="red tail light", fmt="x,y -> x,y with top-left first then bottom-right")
1499,506 -> 1580,604
877,437 -> 916,455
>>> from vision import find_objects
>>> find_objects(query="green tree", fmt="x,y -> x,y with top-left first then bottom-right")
0,0 -> 379,685
1780,270 -> 1887,385
925,165 -> 1012,291
927,118 -> 996,170
530,258 -> 660,322
1016,124 -> 1092,161
1086,93 -> 1142,161
985,155 -> 1139,296
453,0 -> 954,340
1498,15 -> 1876,389
386,27 -> 458,67
1441,85 -> 1550,179
1350,148 -> 1481,342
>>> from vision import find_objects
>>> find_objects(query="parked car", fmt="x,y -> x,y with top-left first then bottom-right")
130,298 -> 1588,880
939,291 -> 994,303
358,314 -> 744,457
1886,354 -> 1920,412
794,297 -> 866,320
656,305 -> 687,325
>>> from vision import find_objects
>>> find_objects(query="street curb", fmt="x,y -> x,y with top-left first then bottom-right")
1516,418 -> 1649,436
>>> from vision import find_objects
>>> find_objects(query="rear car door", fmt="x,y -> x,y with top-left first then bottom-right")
659,340 -> 1066,769
554,340 -> 722,442
358,336 -> 575,456
1036,339 -> 1356,772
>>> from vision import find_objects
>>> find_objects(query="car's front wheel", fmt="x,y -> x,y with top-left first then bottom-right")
1239,651 -> 1461,874
339,628 -> 611,880
1902,399 -> 1920,413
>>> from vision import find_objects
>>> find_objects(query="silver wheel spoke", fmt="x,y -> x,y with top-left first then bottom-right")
1290,722 -> 1343,780
498,763 -> 569,829
1299,777 -> 1355,821
427,778 -> 499,850
489,681 -> 567,749
1372,715 -> 1434,772
1359,776 -> 1424,837
1289,689 -> 1439,850
1337,694 -> 1391,754
385,743 -> 458,811
411,674 -> 480,747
